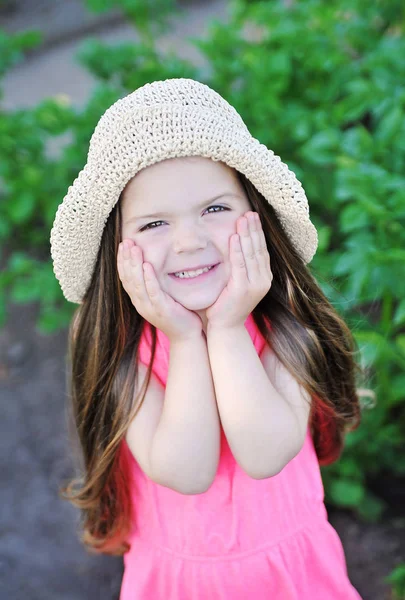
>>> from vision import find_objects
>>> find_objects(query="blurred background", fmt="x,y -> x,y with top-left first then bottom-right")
0,0 -> 404,598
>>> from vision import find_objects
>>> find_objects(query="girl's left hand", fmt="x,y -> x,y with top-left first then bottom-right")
206,211 -> 273,331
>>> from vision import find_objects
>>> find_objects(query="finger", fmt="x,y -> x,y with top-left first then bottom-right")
117,240 -> 133,282
120,241 -> 150,306
254,214 -> 272,276
230,233 -> 247,286
238,214 -> 260,282
128,245 -> 154,301
117,239 -> 132,268
142,261 -> 161,303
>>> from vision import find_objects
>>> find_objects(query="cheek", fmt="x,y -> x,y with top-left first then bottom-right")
218,228 -> 235,258
128,237 -> 152,265
139,240 -> 167,273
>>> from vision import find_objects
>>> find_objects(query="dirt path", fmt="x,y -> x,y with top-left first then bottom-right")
1,0 -> 228,111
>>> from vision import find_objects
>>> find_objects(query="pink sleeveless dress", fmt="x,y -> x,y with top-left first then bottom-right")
119,314 -> 362,599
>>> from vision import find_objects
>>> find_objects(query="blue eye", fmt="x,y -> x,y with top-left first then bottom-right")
139,205 -> 228,231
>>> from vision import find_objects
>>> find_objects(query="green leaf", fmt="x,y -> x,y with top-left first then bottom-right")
346,262 -> 370,302
10,277 -> 41,303
396,335 -> 405,359
337,457 -> 363,479
37,306 -> 65,333
334,248 -> 365,277
33,98 -> 75,134
299,130 -> 340,166
328,478 -> 365,507
334,79 -> 374,124
353,330 -> 391,367
393,299 -> 405,327
316,225 -> 332,252
340,126 -> 374,161
7,253 -> 33,274
378,249 -> 405,264
0,218 -> 11,242
84,0 -> 113,13
36,301 -> 74,334
389,374 -> 405,407
339,203 -> 370,233
356,491 -> 385,522
15,30 -> 43,50
6,191 -> 36,225
384,563 -> 405,596
375,105 -> 403,146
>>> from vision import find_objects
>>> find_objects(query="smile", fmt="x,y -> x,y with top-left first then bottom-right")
169,263 -> 220,283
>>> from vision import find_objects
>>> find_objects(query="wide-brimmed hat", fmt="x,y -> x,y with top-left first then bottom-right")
50,78 -> 318,304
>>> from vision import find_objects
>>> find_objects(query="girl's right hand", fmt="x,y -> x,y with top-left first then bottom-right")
117,239 -> 204,342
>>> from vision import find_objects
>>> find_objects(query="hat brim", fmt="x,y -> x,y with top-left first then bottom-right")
50,106 -> 317,304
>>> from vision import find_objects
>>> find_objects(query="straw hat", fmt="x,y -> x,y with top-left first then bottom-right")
50,78 -> 318,303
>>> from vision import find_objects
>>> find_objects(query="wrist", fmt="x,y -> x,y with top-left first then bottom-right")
206,321 -> 246,337
169,329 -> 206,345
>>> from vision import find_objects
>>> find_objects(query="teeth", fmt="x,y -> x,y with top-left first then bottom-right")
174,266 -> 213,278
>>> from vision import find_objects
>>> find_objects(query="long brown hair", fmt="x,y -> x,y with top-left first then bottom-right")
59,166 -> 372,556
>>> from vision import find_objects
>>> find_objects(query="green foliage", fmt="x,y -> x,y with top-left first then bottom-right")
385,563 -> 405,600
84,0 -> 180,44
0,27 -> 42,81
1,0 -> 404,532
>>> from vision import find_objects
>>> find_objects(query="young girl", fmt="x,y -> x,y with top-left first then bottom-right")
50,78 -> 367,599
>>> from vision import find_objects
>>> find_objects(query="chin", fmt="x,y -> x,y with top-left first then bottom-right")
178,298 -> 216,311
162,267 -> 227,307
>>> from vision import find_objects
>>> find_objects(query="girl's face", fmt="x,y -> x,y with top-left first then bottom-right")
120,156 -> 252,331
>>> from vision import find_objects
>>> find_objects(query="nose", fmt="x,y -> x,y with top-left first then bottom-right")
172,224 -> 208,253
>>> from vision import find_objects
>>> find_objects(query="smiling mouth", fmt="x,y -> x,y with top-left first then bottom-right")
168,263 -> 220,280
169,263 -> 219,276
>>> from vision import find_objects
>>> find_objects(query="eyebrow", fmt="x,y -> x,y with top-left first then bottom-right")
125,193 -> 239,224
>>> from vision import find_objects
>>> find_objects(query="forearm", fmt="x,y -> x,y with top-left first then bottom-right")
206,324 -> 301,479
150,332 -> 220,494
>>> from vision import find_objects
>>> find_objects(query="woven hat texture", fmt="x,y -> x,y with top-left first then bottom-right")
50,77 -> 318,304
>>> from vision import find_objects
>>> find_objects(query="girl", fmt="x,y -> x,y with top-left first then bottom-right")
50,78 -> 367,599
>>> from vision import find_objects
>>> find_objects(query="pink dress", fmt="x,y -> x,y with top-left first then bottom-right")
119,314 -> 362,599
